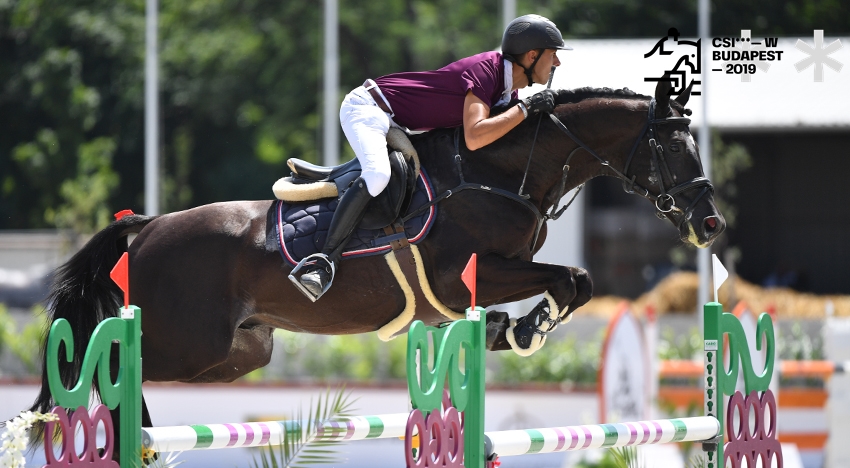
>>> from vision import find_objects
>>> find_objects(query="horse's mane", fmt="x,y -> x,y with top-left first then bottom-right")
492,86 -> 691,115
554,87 -> 649,104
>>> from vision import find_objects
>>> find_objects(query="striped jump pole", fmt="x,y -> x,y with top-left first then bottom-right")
141,413 -> 410,452
484,416 -> 719,458
141,413 -> 720,457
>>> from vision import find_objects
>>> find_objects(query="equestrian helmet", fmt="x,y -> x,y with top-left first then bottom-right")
501,14 -> 572,55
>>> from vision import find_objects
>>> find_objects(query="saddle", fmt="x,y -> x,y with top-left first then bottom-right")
273,129 -> 420,229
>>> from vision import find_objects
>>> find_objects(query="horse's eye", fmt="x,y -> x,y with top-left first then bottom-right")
670,144 -> 680,153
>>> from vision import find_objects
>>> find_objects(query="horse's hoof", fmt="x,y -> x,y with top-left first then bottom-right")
485,311 -> 510,350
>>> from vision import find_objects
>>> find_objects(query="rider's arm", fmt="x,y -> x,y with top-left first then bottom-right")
462,91 -> 526,151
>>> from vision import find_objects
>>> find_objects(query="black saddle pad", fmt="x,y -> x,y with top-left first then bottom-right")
272,168 -> 436,266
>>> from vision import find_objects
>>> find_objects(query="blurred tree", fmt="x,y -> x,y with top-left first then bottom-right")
709,131 -> 752,230
527,0 -> 849,37
1,0 -> 143,230
1,0 -> 845,231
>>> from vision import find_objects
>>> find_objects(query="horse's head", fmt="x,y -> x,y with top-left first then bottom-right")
548,80 -> 725,248
638,79 -> 726,247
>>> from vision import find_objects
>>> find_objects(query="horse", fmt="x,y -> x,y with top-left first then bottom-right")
29,78 -> 724,448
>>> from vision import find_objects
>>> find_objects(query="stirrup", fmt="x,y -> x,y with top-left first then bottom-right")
288,253 -> 336,302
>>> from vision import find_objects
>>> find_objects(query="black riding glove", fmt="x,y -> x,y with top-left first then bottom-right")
522,89 -> 556,116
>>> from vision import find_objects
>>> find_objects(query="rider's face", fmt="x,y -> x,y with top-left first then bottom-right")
531,49 -> 561,84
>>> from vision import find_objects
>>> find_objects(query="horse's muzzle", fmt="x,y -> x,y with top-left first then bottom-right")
686,214 -> 726,247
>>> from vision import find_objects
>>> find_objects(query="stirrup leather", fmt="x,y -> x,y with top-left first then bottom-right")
288,253 -> 336,302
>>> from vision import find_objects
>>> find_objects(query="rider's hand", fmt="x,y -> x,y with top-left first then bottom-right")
522,89 -> 556,116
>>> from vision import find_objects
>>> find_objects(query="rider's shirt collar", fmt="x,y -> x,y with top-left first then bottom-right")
494,58 -> 513,107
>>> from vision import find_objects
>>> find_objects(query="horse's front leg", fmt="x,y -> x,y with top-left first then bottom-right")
472,254 -> 592,355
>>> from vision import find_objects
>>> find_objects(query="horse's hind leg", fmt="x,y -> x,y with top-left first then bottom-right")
185,324 -> 275,383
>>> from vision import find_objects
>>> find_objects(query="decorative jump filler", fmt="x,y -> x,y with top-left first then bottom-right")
43,252 -> 142,467
703,301 -> 782,468
402,254 -> 781,467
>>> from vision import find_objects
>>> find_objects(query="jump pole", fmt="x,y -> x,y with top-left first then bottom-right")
140,414 -> 719,456
484,416 -> 719,457
141,413 -> 411,452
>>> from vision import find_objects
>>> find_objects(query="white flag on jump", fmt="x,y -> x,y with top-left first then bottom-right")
712,254 -> 728,303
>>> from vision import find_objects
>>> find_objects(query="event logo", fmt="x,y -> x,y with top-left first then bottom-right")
646,28 -> 844,86
711,30 -> 779,82
794,30 -> 843,82
644,28 -> 701,95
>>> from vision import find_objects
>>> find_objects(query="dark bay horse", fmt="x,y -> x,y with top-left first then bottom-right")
30,79 -> 724,438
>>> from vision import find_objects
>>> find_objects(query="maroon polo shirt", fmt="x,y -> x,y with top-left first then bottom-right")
374,51 -> 517,131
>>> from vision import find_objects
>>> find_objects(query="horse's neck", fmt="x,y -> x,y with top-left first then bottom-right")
547,101 -> 647,191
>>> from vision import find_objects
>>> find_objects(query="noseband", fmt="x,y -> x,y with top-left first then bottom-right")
548,98 -> 714,229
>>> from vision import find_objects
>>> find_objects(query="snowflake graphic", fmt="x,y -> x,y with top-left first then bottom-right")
721,30 -> 771,82
795,30 -> 843,82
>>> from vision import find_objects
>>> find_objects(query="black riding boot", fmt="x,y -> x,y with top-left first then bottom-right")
298,177 -> 373,298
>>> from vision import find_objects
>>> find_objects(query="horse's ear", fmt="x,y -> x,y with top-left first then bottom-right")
675,81 -> 693,107
654,74 -> 673,117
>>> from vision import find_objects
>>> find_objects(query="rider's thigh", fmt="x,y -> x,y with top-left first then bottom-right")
340,103 -> 391,196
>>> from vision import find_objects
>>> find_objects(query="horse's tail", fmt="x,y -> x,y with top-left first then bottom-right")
28,214 -> 156,440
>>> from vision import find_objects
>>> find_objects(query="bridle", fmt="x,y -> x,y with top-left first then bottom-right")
400,98 -> 714,252
545,97 -> 714,230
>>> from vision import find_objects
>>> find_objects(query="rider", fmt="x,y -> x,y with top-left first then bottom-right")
297,14 -> 571,300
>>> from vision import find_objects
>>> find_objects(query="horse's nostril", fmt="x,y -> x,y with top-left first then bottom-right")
705,217 -> 717,231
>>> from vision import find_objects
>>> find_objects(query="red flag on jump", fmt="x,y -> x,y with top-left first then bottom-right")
461,253 -> 477,310
113,209 -> 135,221
110,252 -> 130,308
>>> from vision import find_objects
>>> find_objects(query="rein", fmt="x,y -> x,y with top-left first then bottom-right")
401,98 -> 713,251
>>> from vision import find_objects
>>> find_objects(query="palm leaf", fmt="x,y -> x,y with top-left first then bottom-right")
609,446 -> 643,468
250,386 -> 357,468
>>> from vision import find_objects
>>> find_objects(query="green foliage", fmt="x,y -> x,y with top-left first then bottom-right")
710,131 -> 753,230
573,446 -> 642,468
526,0 -> 849,37
0,305 -> 46,375
250,387 -> 356,468
657,326 -> 702,361
252,330 -> 409,383
778,321 -> 823,360
492,335 -> 600,387
46,136 -> 120,233
251,328 -> 600,387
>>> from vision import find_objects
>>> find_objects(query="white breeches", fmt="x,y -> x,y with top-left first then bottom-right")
339,86 -> 394,197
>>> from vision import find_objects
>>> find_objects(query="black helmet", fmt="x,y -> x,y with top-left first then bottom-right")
501,14 -> 572,55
